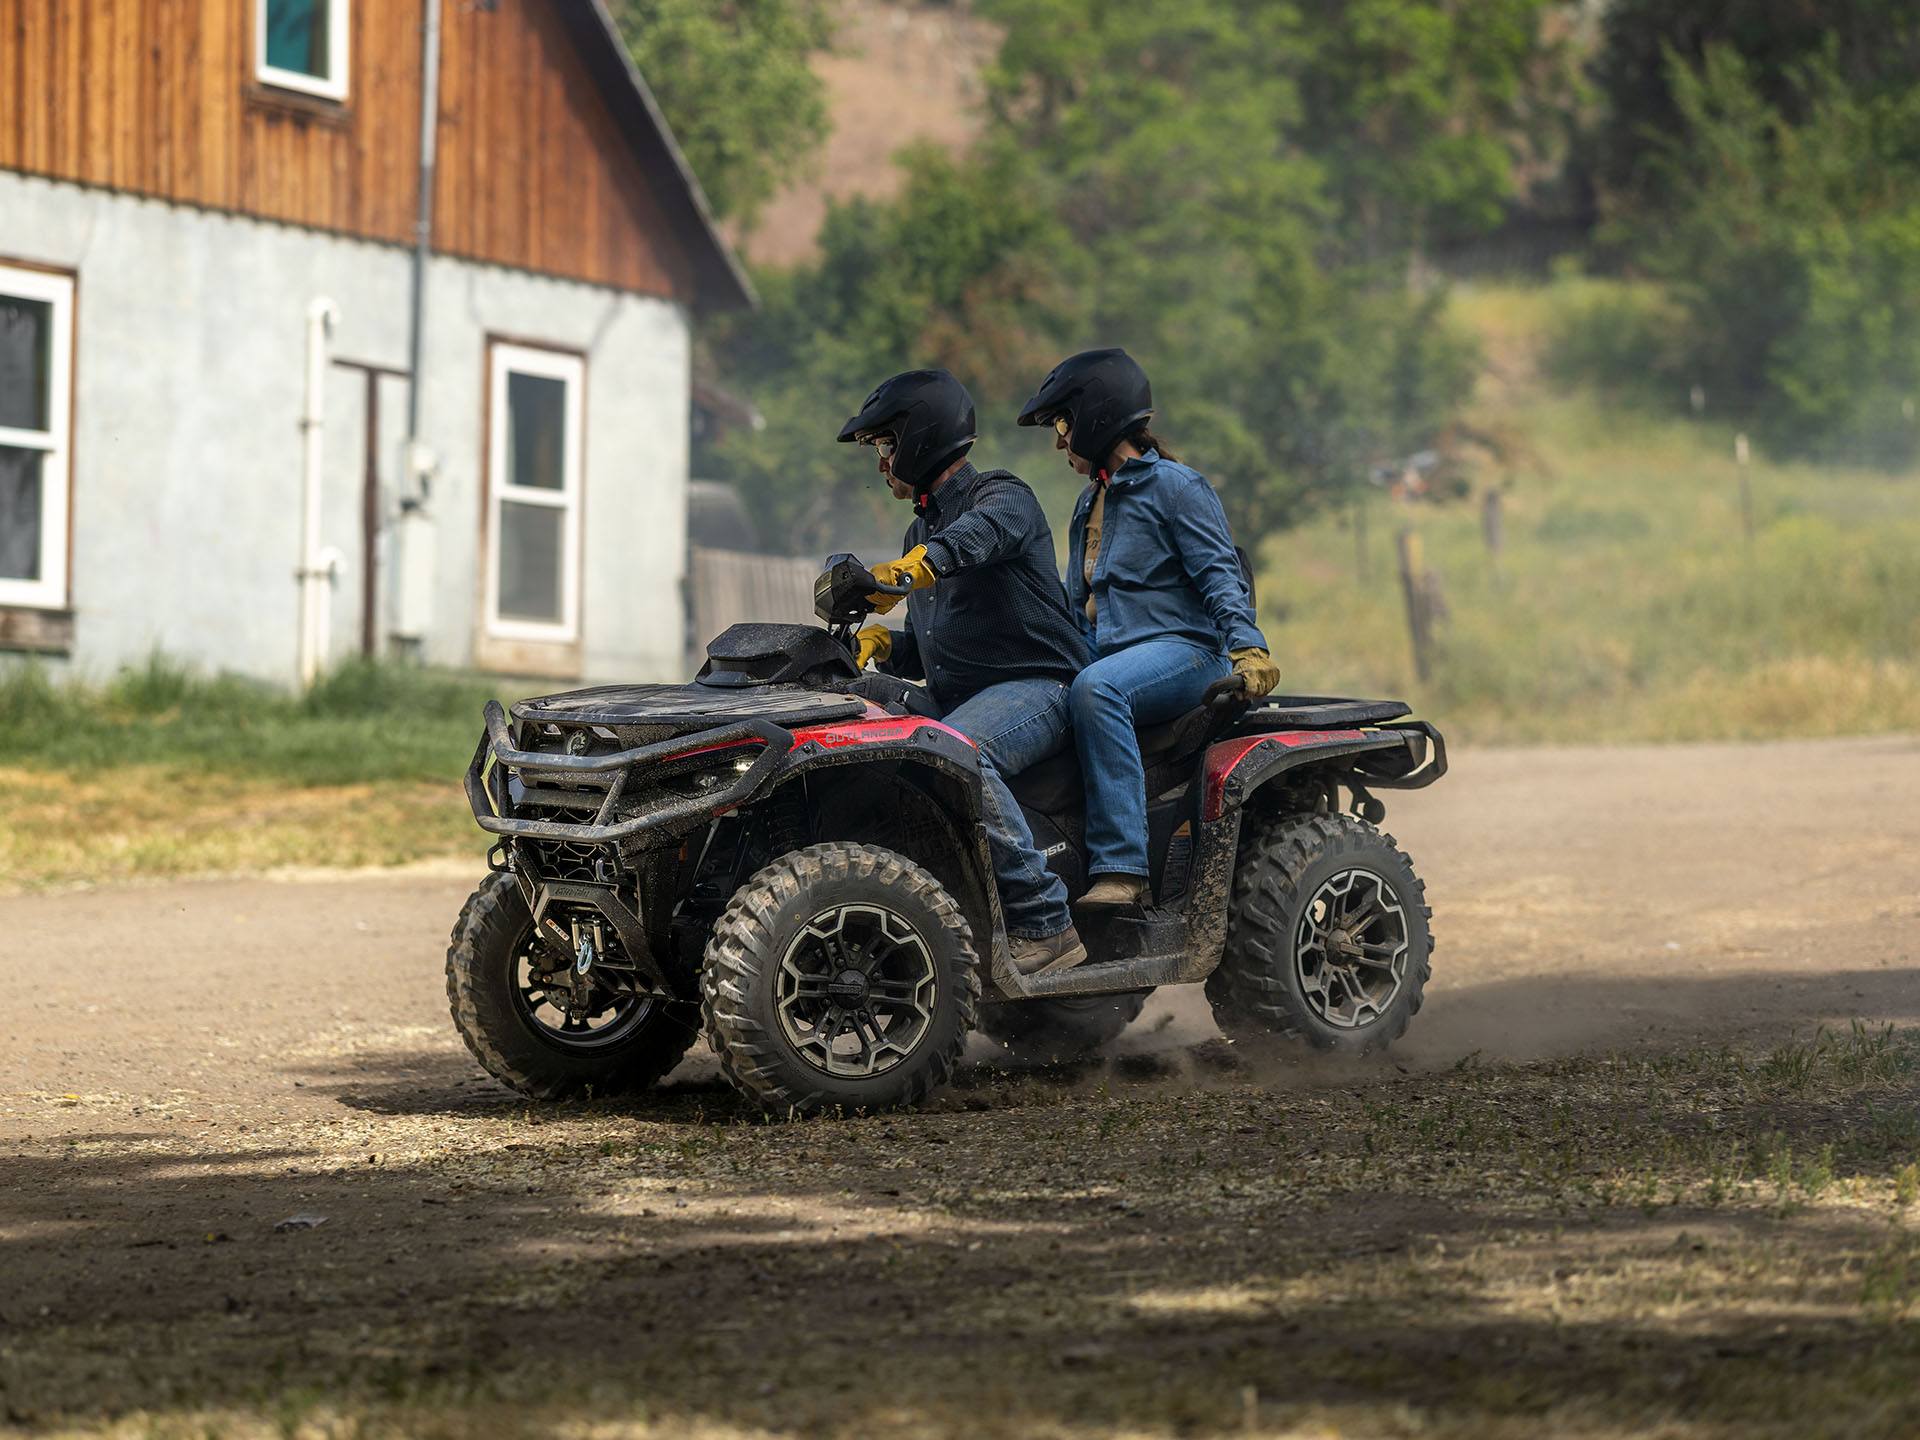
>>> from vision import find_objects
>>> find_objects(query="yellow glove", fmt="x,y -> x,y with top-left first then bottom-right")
866,544 -> 937,614
1230,646 -> 1280,698
854,624 -> 892,670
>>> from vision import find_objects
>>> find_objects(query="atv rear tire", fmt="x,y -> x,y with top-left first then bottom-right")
977,992 -> 1150,1064
447,873 -> 700,1100
702,842 -> 979,1116
1207,813 -> 1431,1054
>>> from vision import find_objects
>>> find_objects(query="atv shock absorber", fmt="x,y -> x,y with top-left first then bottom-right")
762,780 -> 809,857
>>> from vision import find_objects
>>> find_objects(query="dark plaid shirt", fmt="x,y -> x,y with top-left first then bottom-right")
879,462 -> 1089,713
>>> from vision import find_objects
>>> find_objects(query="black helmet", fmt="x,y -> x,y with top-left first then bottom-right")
1016,348 -> 1152,472
837,369 -> 977,496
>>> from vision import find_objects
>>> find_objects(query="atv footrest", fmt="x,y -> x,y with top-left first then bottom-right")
1078,906 -> 1187,964
1023,950 -> 1194,998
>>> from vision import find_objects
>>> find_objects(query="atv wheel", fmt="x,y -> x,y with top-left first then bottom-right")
1207,813 -> 1431,1054
978,992 -> 1150,1065
446,873 -> 700,1100
702,842 -> 979,1116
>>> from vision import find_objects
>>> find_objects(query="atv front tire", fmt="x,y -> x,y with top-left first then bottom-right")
1207,813 -> 1431,1054
702,842 -> 979,1116
977,992 -> 1150,1065
447,873 -> 700,1100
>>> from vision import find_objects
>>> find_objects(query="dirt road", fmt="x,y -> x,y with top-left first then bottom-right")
4,737 -> 1918,1438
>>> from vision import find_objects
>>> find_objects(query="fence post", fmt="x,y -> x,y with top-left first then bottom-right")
1395,527 -> 1432,685
1480,487 -> 1505,589
1734,432 -> 1755,543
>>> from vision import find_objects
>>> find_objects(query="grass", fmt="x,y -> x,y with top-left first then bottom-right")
1258,279 -> 1920,743
0,764 -> 482,888
0,656 -> 500,888
0,653 -> 505,784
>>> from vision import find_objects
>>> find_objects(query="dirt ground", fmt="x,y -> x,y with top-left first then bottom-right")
3,737 -> 1918,1438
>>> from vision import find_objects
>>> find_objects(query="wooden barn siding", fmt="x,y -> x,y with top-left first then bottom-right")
0,0 -> 694,300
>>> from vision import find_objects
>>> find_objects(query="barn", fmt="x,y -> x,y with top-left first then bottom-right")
0,0 -> 752,686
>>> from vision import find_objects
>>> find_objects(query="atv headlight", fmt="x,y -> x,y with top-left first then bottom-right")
651,744 -> 766,800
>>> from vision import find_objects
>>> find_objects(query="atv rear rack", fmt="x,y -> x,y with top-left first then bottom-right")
465,700 -> 793,844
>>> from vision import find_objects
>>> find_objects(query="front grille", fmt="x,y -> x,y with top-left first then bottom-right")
517,810 -> 612,883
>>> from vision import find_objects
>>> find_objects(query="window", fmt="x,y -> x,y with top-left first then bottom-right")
256,0 -> 350,102
0,265 -> 74,611
485,343 -> 584,643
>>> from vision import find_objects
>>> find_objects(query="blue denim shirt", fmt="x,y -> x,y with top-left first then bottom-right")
879,462 -> 1090,712
1065,451 -> 1265,658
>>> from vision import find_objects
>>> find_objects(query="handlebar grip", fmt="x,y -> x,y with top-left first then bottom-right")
1204,675 -> 1249,708
867,578 -> 913,596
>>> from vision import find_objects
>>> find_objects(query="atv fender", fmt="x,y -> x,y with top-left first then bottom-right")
780,714 -> 1009,979
1183,726 -> 1441,980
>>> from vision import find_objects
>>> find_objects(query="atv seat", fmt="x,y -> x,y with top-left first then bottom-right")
1007,705 -> 1216,815
1002,694 -> 1415,816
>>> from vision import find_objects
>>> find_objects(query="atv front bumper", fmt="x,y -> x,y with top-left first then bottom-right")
464,699 -> 793,845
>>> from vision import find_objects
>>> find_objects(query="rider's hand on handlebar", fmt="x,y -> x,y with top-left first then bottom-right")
854,624 -> 892,670
866,544 -> 936,614
1229,646 -> 1281,698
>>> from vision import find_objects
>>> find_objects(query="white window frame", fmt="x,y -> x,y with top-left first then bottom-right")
255,0 -> 351,102
0,264 -> 74,611
485,342 -> 585,644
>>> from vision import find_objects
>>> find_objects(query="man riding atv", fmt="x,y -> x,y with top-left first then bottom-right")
836,368 -> 1092,978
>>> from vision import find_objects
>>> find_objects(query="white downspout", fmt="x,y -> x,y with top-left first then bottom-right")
298,297 -> 340,688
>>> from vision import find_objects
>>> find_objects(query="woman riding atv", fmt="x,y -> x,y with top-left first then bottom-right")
1017,349 -> 1280,908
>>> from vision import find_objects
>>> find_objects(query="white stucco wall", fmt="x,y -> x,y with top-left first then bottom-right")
0,171 -> 692,687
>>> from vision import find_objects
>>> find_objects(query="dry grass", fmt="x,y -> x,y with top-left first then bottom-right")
1259,280 -> 1920,745
0,764 -> 480,891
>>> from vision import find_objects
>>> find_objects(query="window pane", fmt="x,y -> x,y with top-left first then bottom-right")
265,0 -> 331,78
0,295 -> 51,432
498,501 -> 563,624
0,447 -> 45,582
507,371 -> 568,491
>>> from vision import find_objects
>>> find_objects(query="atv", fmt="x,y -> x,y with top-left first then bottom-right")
448,556 -> 1447,1115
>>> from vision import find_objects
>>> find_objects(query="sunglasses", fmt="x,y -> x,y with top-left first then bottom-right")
861,433 -> 898,460
1052,416 -> 1072,438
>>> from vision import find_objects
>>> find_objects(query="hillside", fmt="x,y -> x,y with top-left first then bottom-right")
732,0 -> 995,266
1259,282 -> 1920,743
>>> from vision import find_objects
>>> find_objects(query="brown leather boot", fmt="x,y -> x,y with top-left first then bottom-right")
1079,875 -> 1148,908
1010,926 -> 1089,977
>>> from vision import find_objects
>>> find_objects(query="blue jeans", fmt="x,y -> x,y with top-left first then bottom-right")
1070,638 -> 1231,878
940,677 -> 1076,939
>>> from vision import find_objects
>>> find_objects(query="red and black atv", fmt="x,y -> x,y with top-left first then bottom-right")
449,557 -> 1447,1115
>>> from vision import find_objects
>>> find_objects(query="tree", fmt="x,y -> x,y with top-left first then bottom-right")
704,0 -> 1532,552
978,0 -> 1485,533
1293,0 -> 1566,261
612,0 -> 835,226
1586,0 -> 1920,217
1625,46 -> 1920,465
702,145 -> 1085,552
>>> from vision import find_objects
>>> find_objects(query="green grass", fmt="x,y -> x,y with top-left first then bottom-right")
0,653 -> 510,785
1257,279 -> 1920,743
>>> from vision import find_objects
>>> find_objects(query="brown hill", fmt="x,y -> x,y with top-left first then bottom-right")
732,0 -> 998,267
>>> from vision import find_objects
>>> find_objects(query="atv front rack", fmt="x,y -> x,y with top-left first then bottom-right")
464,699 -> 793,844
